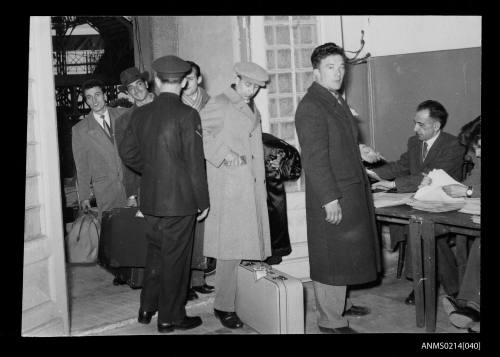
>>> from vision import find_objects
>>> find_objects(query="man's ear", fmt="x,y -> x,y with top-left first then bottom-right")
197,75 -> 202,85
181,77 -> 188,89
154,76 -> 162,89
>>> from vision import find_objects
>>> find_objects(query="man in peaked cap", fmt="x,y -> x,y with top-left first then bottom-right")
119,55 -> 210,333
199,62 -> 272,329
114,67 -> 155,211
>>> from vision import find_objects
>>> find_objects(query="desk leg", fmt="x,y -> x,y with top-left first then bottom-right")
409,218 -> 425,328
455,234 -> 469,285
422,220 -> 436,333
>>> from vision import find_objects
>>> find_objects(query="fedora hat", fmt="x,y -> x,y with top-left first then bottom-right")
118,67 -> 150,92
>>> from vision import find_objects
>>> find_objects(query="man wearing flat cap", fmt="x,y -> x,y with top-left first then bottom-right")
199,61 -> 272,329
115,67 -> 156,207
119,55 -> 210,333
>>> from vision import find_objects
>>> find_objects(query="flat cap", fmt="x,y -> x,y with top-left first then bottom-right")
152,55 -> 191,79
234,62 -> 269,87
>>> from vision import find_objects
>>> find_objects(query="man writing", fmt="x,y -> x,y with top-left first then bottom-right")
119,55 -> 210,333
369,100 -> 465,305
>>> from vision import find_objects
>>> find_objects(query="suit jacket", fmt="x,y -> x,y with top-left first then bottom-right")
373,132 -> 465,192
119,92 -> 209,217
295,81 -> 381,285
72,106 -> 128,216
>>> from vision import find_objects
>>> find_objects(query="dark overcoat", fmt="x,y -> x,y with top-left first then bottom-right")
118,92 -> 209,217
295,82 -> 381,286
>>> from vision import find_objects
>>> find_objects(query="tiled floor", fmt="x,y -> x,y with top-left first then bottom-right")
67,260 -> 472,336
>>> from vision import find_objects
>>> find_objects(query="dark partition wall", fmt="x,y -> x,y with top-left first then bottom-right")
346,47 -> 481,162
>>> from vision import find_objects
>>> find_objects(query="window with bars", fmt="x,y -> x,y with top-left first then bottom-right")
263,16 -> 319,191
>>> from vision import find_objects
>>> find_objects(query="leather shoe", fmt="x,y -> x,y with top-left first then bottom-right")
137,308 -> 156,324
214,308 -> 243,329
192,284 -> 215,294
405,290 -> 415,305
187,288 -> 199,301
319,326 -> 358,334
343,305 -> 370,317
442,296 -> 480,328
204,258 -> 216,276
157,316 -> 203,333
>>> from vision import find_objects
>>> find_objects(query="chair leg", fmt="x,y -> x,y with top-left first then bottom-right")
396,241 -> 406,279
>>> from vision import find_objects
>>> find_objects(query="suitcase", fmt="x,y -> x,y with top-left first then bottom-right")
98,207 -> 150,289
111,267 -> 145,289
98,207 -> 149,268
235,261 -> 304,334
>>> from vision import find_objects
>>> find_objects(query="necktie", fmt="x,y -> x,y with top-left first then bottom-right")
101,115 -> 112,139
422,142 -> 428,162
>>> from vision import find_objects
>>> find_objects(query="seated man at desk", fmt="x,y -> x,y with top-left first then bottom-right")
420,117 -> 481,333
368,100 -> 466,305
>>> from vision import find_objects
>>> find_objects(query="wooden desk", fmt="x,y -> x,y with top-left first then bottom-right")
375,205 -> 480,332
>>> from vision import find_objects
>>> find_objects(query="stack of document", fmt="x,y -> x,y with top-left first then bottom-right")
413,169 -> 466,203
372,192 -> 413,208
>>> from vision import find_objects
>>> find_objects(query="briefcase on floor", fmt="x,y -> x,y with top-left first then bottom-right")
98,207 -> 149,268
235,261 -> 304,334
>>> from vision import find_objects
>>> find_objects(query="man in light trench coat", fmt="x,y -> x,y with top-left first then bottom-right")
295,43 -> 382,333
199,62 -> 272,329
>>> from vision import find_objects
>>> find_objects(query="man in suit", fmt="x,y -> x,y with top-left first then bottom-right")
114,67 -> 155,207
119,55 -> 210,333
199,62 -> 272,329
369,100 -> 466,305
180,60 -> 215,301
295,42 -> 381,334
72,79 -> 128,218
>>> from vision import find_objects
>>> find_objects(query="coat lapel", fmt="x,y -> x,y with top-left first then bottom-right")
224,88 -> 257,132
423,132 -> 444,165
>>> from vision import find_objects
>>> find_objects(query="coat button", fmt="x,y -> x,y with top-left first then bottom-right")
252,155 -> 254,159
249,133 -> 252,137
254,178 -> 256,183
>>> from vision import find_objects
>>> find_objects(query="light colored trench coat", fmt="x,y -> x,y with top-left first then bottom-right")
200,87 -> 271,260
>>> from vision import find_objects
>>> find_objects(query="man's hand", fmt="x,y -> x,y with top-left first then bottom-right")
224,150 -> 244,166
442,184 -> 467,198
80,199 -> 91,212
418,174 -> 432,189
359,144 -> 385,163
366,169 -> 382,181
197,207 -> 210,222
323,200 -> 342,225
371,180 -> 395,191
126,196 -> 138,207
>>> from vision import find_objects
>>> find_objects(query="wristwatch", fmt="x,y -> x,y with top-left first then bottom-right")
466,186 -> 473,198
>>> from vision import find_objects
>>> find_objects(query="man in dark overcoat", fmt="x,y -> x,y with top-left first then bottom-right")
295,43 -> 382,333
119,55 -> 210,333
369,100 -> 466,305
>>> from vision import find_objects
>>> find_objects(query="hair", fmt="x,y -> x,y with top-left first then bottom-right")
81,78 -> 105,94
459,116 -> 481,149
186,60 -> 201,78
310,42 -> 348,69
416,100 -> 449,129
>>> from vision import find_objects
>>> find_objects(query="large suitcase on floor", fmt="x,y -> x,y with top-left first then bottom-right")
98,207 -> 150,288
235,261 -> 304,334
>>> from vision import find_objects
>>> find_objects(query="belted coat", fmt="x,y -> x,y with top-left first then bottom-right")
199,87 -> 272,260
295,82 -> 381,286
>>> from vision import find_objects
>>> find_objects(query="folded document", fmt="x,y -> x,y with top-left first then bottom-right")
413,169 -> 465,203
373,192 -> 413,208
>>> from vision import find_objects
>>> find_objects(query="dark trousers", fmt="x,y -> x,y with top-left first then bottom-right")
390,225 -> 459,295
190,220 -> 206,287
140,214 -> 196,323
458,238 -> 480,311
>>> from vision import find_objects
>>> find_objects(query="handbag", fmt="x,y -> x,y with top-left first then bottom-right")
262,133 -> 302,182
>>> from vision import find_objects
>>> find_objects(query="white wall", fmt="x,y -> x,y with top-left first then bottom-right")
341,16 -> 481,57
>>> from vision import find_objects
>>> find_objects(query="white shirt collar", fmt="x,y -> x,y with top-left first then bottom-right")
424,130 -> 440,150
93,109 -> 110,127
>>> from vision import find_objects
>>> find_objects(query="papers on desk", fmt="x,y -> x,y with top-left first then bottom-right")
372,192 -> 413,208
413,169 -> 466,204
471,215 -> 480,224
458,198 -> 481,215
